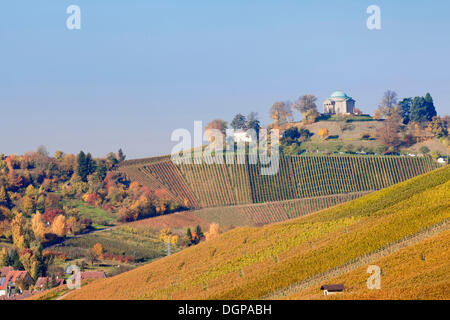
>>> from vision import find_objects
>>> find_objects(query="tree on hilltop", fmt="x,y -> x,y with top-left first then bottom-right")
378,90 -> 398,118
230,114 -> 247,130
270,101 -> 292,123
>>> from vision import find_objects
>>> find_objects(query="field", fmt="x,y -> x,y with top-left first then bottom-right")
283,228 -> 450,300
119,154 -> 440,210
62,199 -> 117,228
56,165 -> 449,300
122,212 -> 210,234
51,227 -> 171,264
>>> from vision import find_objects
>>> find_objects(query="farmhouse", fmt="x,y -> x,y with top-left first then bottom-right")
323,91 -> 355,115
321,284 -> 345,296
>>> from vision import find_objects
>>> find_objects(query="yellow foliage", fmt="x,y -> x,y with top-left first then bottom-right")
22,196 -> 35,214
205,223 -> 220,241
318,128 -> 329,139
32,211 -> 47,242
93,243 -> 103,258
51,215 -> 66,237
11,213 -> 26,249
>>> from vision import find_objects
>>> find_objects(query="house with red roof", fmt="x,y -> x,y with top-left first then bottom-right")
80,271 -> 106,281
0,266 -> 13,277
35,276 -> 65,290
0,270 -> 33,297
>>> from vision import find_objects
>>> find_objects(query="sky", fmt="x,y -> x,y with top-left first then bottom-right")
1,0 -> 449,159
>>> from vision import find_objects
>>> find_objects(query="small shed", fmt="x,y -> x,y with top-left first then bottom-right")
321,284 -> 345,296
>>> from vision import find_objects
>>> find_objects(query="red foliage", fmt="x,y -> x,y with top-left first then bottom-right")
42,249 -> 68,261
154,189 -> 170,201
102,203 -> 114,212
8,171 -> 25,191
86,193 -> 102,206
104,172 -> 117,191
43,209 -> 64,223
140,186 -> 154,200
102,253 -> 134,263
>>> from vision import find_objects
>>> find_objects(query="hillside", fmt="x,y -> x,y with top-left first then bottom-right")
283,228 -> 450,300
119,154 -> 440,210
58,165 -> 449,300
286,118 -> 449,156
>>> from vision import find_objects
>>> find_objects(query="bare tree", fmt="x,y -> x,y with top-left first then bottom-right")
270,101 -> 292,122
376,113 -> 402,152
292,94 -> 318,115
378,90 -> 398,118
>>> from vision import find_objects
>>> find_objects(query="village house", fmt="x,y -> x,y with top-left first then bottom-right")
35,276 -> 65,290
0,266 -> 13,277
321,284 -> 345,296
0,270 -> 33,297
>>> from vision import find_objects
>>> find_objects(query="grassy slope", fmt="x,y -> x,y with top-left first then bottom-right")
284,229 -> 450,300
61,166 -> 449,300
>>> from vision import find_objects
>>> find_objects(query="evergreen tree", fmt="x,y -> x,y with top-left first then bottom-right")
195,225 -> 203,238
117,149 -> 126,162
230,114 -> 247,130
77,151 -> 88,182
95,160 -> 108,181
86,153 -> 96,176
186,227 -> 192,239
424,93 -> 437,121
398,98 -> 412,124
410,94 -> 437,123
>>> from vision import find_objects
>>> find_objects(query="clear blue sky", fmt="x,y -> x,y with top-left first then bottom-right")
1,0 -> 449,159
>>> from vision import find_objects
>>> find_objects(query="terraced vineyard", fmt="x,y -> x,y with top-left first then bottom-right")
119,154 -> 440,211
191,192 -> 371,227
58,165 -> 450,300
120,156 -> 200,208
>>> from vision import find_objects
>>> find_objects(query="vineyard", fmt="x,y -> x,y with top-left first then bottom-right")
191,192 -> 371,227
283,227 -> 450,300
59,165 -> 450,300
119,154 -> 441,212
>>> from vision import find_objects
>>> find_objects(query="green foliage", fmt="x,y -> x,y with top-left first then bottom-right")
409,93 -> 437,123
230,114 -> 247,130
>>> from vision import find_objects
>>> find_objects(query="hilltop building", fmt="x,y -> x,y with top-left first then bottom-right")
323,91 -> 355,115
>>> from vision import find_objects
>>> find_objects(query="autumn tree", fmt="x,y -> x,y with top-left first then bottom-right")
205,223 -> 220,241
318,128 -> 329,139
0,247 -> 7,267
32,211 -> 47,242
206,119 -> 228,135
51,215 -> 66,238
378,90 -> 398,118
205,119 -> 228,144
377,114 -> 402,152
92,243 -> 103,259
0,186 -> 10,207
292,94 -> 319,123
270,101 -> 292,124
11,213 -> 27,249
